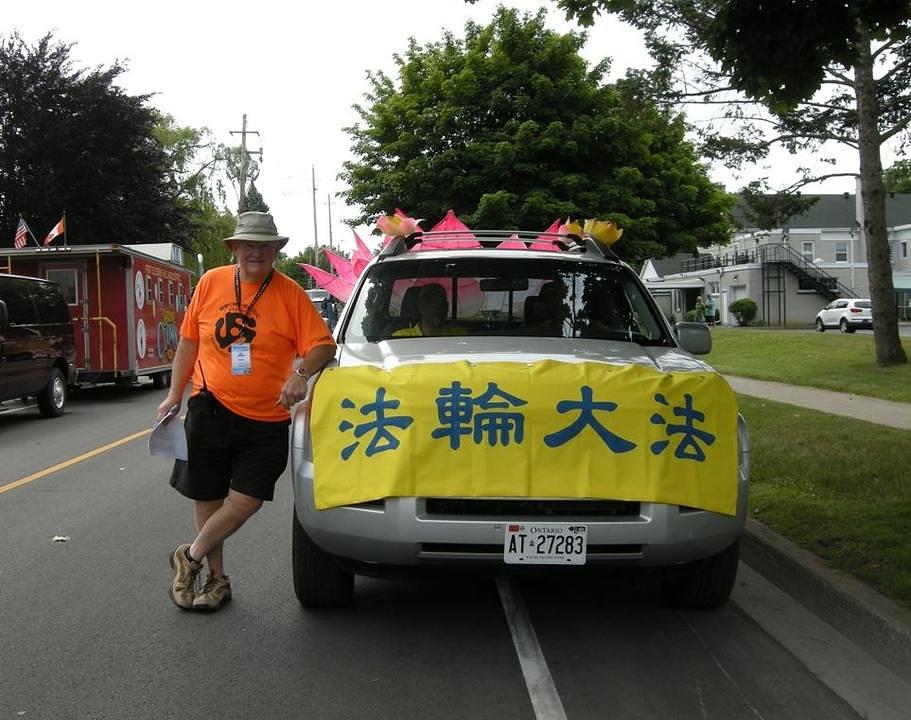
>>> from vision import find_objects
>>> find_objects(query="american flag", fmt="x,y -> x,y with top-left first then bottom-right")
14,218 -> 28,249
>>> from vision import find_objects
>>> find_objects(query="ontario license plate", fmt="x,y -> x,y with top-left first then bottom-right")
503,523 -> 588,565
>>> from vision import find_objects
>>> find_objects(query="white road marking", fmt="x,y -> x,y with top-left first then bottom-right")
496,576 -> 568,720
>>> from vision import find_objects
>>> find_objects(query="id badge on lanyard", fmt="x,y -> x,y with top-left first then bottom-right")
231,343 -> 252,375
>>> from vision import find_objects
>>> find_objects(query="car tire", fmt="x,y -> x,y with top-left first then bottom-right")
660,539 -> 739,610
292,505 -> 354,608
36,368 -> 67,418
815,318 -> 825,332
839,318 -> 852,333
152,371 -> 171,389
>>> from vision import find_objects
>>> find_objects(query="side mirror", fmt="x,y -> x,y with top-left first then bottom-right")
0,299 -> 8,329
675,321 -> 712,355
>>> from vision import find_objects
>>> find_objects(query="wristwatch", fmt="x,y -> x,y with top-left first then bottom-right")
295,366 -> 310,380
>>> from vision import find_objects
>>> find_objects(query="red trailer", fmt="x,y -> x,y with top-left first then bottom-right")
0,243 -> 193,388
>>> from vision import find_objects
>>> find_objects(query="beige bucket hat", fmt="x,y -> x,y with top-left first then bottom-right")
223,212 -> 289,249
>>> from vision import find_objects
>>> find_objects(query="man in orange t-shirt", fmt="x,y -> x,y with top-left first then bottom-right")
156,212 -> 336,612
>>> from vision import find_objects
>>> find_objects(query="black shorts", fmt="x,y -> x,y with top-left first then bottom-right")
169,392 -> 290,502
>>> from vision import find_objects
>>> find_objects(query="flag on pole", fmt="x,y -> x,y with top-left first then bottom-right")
43,216 -> 65,246
14,218 -> 29,249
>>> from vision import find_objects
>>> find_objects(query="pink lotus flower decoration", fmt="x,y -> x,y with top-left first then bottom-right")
377,211 -> 422,238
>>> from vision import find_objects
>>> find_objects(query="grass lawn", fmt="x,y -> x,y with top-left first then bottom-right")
737,394 -> 911,607
705,328 -> 911,402
704,327 -> 911,605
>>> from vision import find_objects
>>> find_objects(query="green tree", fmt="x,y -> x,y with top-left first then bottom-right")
224,146 -> 261,214
154,114 -> 234,272
340,7 -> 732,265
550,0 -> 908,365
0,32 -> 190,247
245,182 -> 270,213
275,246 -> 333,289
883,160 -> 911,193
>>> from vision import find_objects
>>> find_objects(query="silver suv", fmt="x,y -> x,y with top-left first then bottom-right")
291,230 -> 750,610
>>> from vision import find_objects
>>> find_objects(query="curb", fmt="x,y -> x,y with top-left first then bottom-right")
742,517 -> 911,680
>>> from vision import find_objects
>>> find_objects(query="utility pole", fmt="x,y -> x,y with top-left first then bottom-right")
327,193 -> 334,249
230,114 -> 261,214
311,165 -> 319,254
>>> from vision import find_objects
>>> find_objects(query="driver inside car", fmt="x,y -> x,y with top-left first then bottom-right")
393,283 -> 464,337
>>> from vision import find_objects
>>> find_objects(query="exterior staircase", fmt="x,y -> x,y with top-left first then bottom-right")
681,243 -> 856,302
756,243 -> 856,301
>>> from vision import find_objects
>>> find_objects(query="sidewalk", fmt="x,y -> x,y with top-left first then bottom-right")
726,374 -> 911,680
726,375 -> 911,430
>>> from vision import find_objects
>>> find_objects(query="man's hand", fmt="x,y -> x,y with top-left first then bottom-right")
156,399 -> 181,423
278,373 -> 311,410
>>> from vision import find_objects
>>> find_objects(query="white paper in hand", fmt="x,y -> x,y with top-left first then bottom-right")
148,406 -> 188,461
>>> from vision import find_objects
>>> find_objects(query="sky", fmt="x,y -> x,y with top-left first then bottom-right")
7,0 -> 868,259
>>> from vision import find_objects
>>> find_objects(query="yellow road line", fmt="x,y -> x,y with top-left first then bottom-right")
0,428 -> 153,495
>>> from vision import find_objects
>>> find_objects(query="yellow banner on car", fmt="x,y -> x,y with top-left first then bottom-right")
311,361 -> 740,515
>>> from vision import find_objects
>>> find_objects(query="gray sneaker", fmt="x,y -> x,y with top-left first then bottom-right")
192,574 -> 232,612
168,543 -> 202,610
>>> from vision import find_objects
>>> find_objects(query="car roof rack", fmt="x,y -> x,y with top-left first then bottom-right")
377,230 -> 619,261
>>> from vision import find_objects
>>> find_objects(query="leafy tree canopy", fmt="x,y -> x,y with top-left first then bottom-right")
154,113 -> 234,272
555,1 -> 910,108
341,6 -> 732,264
245,182 -> 270,213
883,159 -> 911,193
704,0 -> 910,111
0,32 -> 190,247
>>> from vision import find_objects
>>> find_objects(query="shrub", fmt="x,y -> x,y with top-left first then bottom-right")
729,298 -> 758,326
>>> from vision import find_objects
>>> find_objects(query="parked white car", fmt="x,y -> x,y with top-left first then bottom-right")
815,298 -> 872,333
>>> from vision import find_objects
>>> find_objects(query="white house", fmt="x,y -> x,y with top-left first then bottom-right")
640,191 -> 911,325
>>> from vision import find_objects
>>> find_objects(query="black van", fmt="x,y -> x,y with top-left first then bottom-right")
0,274 -> 76,417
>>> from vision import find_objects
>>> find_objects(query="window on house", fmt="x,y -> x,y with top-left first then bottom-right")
802,241 -> 814,261
902,240 -> 908,259
835,242 -> 848,262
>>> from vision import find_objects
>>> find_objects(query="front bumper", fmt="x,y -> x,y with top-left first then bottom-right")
292,487 -> 748,569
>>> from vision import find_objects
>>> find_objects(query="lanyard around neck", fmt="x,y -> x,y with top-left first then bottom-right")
234,265 -> 274,326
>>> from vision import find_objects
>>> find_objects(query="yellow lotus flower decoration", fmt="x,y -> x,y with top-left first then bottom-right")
557,219 -> 583,237
584,219 -> 623,247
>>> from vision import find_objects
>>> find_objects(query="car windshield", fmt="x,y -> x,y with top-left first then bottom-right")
340,256 -> 673,345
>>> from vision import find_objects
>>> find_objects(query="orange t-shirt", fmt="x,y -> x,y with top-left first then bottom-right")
181,265 -> 335,421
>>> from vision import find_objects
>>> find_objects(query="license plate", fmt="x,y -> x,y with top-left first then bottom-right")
503,523 -> 588,565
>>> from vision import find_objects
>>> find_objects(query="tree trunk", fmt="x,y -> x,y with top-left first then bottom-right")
854,34 -> 908,366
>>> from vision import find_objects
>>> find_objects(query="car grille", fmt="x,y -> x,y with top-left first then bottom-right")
423,498 -> 640,518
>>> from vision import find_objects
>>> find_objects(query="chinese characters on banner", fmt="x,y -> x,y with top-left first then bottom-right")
312,361 -> 740,515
